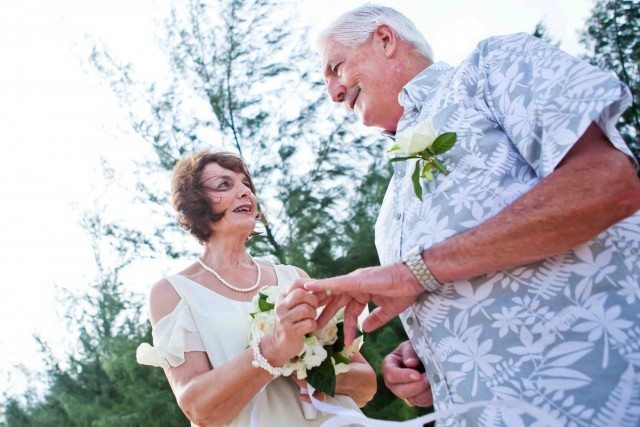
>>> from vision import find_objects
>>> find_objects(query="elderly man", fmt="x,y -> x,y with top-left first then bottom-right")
304,4 -> 640,426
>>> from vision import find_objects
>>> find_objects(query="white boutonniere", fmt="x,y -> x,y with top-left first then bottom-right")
387,119 -> 457,200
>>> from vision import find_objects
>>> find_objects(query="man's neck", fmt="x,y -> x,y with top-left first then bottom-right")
385,50 -> 432,133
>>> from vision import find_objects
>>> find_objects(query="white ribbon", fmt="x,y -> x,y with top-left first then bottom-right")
307,384 -> 562,427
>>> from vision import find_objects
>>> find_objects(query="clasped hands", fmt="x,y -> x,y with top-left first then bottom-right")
271,261 -> 432,406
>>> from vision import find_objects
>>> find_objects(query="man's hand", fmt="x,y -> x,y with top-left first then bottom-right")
382,341 -> 433,407
300,262 -> 424,343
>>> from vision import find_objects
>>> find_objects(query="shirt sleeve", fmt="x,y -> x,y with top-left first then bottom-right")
478,32 -> 635,178
136,299 -> 206,369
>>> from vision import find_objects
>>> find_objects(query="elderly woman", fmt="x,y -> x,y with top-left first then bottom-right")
137,151 -> 376,426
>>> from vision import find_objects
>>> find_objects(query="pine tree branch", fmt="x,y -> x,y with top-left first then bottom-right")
611,0 -> 640,132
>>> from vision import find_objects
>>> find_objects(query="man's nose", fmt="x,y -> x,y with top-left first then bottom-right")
327,78 -> 346,103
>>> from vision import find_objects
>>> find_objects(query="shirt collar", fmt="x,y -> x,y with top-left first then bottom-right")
381,129 -> 396,140
397,62 -> 453,111
383,62 -> 452,140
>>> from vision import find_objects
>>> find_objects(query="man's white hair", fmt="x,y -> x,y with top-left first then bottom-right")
318,4 -> 433,61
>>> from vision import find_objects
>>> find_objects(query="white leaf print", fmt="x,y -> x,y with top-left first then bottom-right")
537,367 -> 591,390
545,341 -> 593,367
593,365 -> 640,427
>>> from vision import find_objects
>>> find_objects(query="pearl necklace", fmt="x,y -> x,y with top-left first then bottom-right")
197,256 -> 262,293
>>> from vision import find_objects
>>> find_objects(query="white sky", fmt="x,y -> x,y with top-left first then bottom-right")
0,0 -> 592,397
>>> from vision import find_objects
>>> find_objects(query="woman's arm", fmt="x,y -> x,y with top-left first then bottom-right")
166,348 -> 276,426
149,279 -> 319,426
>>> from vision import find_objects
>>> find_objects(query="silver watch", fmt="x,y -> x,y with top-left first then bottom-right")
403,245 -> 441,293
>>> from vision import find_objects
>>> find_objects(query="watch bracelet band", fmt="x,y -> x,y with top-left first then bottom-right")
403,246 -> 441,293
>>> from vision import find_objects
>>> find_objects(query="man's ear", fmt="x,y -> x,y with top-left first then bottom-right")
373,24 -> 398,57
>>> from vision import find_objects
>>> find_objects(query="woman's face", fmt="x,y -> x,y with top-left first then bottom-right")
200,162 -> 257,236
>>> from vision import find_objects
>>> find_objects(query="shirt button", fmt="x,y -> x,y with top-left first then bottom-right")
395,213 -> 401,220
406,316 -> 414,326
397,170 -> 405,178
433,373 -> 441,384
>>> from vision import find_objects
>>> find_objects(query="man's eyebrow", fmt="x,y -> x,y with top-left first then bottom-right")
323,60 -> 334,78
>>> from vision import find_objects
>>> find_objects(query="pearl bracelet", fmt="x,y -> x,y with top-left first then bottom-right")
250,338 -> 283,377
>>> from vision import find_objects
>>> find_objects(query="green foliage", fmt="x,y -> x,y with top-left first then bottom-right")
532,21 -> 560,47
581,0 -> 640,159
306,356 -> 337,397
2,244 -> 188,426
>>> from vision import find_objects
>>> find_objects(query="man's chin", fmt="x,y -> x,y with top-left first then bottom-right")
360,113 -> 379,129
357,109 -> 374,127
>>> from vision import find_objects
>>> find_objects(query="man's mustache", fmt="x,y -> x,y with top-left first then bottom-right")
344,85 -> 361,111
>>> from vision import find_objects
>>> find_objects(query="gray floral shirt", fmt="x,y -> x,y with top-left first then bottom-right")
374,33 -> 640,426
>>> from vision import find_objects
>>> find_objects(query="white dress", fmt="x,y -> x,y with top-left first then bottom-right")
137,264 -> 361,426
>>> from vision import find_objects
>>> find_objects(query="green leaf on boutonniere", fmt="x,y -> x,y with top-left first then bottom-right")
386,143 -> 402,155
411,161 -> 423,201
430,132 -> 457,155
389,156 -> 414,163
421,162 -> 434,181
307,355 -> 337,396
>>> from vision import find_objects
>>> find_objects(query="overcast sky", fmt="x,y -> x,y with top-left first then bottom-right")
0,0 -> 593,397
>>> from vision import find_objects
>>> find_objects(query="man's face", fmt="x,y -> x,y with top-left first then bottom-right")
322,37 -> 404,132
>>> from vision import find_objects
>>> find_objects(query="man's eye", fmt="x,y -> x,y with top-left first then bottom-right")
333,62 -> 342,74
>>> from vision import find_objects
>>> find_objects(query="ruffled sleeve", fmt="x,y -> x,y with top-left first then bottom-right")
136,299 -> 206,369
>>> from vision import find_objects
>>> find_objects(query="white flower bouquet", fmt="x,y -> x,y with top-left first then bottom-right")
249,286 -> 363,397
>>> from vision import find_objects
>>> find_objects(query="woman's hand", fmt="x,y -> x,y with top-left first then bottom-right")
261,287 -> 319,366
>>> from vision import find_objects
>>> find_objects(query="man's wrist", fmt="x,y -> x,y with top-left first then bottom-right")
402,245 -> 442,293
397,261 -> 425,296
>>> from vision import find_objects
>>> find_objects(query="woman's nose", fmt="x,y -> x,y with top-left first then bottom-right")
238,185 -> 251,198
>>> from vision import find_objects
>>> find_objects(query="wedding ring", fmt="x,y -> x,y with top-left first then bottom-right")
402,398 -> 414,407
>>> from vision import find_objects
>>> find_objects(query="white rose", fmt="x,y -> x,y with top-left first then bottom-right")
339,335 -> 364,359
333,360 -> 350,375
250,312 -> 274,341
282,359 -> 307,379
395,120 -> 436,155
312,317 -> 338,346
301,336 -> 327,369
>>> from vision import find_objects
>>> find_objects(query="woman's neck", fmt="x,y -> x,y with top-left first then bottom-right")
201,234 -> 252,269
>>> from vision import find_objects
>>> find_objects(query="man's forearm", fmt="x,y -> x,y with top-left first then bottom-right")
425,123 -> 640,283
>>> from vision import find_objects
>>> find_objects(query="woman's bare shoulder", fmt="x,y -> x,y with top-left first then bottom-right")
148,278 -> 181,326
